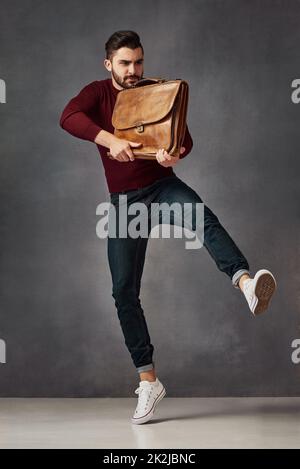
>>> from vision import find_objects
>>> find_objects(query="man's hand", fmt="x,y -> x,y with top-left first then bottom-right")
109,137 -> 142,162
155,147 -> 186,167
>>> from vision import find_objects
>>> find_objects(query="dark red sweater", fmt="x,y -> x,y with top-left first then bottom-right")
59,78 -> 193,193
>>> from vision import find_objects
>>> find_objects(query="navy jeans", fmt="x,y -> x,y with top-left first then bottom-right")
107,174 -> 250,373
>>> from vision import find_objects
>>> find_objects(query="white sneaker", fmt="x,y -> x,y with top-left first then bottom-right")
131,378 -> 166,425
242,269 -> 277,315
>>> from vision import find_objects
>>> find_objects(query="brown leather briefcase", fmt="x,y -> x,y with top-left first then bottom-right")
107,78 -> 189,160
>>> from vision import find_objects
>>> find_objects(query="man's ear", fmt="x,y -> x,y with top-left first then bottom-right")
103,59 -> 111,72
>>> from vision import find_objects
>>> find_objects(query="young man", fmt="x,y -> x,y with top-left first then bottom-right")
59,30 -> 277,425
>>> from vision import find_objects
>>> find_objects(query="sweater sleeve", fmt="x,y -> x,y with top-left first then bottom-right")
59,81 -> 102,142
179,124 -> 193,159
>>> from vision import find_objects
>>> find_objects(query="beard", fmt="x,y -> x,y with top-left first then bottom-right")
111,67 -> 143,89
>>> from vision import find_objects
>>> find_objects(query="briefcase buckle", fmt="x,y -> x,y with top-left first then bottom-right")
136,123 -> 144,133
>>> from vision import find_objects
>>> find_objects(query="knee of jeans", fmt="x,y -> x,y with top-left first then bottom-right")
112,283 -> 138,305
203,203 -> 219,219
177,206 -> 205,235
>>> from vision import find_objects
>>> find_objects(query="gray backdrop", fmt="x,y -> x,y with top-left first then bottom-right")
0,0 -> 299,396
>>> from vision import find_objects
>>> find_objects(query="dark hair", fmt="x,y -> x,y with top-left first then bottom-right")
105,30 -> 144,61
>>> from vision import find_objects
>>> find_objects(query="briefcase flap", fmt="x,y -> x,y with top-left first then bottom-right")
112,81 -> 182,130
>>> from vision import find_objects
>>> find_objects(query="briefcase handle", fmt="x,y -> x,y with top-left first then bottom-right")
132,77 -> 166,87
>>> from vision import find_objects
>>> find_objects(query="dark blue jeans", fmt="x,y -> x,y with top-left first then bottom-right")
107,174 -> 250,373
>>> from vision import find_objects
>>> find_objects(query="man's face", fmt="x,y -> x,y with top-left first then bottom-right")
104,47 -> 144,89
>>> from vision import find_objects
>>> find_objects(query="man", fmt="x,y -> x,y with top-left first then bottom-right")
59,30 -> 277,425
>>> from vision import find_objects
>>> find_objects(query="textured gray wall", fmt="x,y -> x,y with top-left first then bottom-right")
0,0 -> 299,396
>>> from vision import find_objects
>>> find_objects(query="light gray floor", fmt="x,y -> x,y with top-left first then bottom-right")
0,397 -> 299,448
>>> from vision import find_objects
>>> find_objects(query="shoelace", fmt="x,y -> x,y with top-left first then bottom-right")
135,385 -> 152,395
243,279 -> 253,298
134,385 -> 154,411
243,280 -> 258,310
135,387 -> 144,395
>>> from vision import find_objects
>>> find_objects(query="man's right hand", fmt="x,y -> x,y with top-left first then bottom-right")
109,137 -> 142,162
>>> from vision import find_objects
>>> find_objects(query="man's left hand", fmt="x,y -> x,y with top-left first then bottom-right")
156,147 -> 185,167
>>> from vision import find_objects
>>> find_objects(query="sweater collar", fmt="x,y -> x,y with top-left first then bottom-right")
109,78 -> 121,96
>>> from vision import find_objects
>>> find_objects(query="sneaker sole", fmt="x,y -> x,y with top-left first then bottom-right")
253,272 -> 277,315
131,387 -> 166,425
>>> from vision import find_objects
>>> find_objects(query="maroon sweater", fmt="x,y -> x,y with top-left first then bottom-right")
59,78 -> 193,193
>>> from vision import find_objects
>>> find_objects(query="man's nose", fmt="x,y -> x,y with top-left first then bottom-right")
128,64 -> 137,75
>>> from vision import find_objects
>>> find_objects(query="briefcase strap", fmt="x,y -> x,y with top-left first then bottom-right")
132,77 -> 166,87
